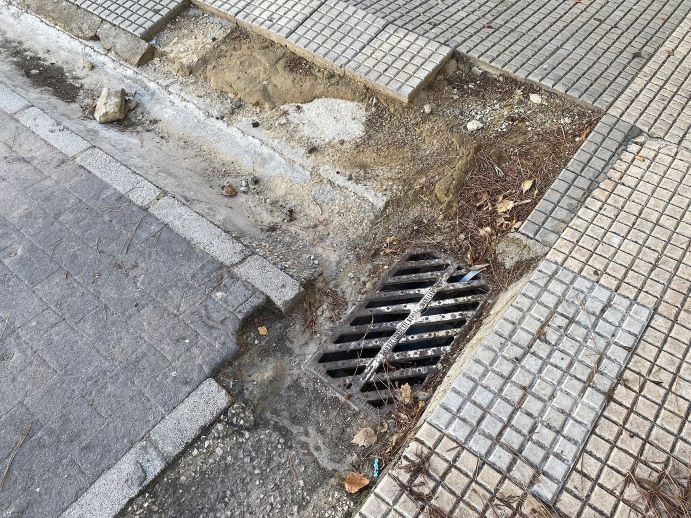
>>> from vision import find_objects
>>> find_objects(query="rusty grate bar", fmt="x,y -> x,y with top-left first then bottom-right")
306,251 -> 490,414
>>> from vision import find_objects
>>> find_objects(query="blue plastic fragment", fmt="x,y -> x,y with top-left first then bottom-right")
372,457 -> 382,479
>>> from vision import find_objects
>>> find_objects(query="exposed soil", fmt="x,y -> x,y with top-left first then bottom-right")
0,38 -> 81,102
344,61 -> 599,289
201,30 -> 369,109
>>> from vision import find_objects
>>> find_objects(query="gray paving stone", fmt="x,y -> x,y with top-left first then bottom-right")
26,176 -> 82,217
0,264 -> 49,327
15,107 -> 90,157
232,253 -> 304,311
149,196 -> 251,267
344,24 -> 453,101
33,270 -> 101,325
518,115 -> 639,249
145,361 -> 208,413
148,378 -> 230,462
182,297 -> 240,353
0,82 -> 30,114
0,82 -> 298,517
75,147 -> 160,208
0,150 -> 44,189
61,440 -> 166,518
288,0 -> 387,66
1,238 -> 60,287
90,269 -> 153,319
133,257 -> 208,315
0,334 -> 55,415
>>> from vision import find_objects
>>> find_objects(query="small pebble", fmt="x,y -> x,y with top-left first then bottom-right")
466,119 -> 484,132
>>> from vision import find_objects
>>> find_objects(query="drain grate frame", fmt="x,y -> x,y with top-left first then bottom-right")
306,251 -> 490,414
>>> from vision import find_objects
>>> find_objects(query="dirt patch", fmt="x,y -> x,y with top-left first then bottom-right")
328,58 -> 599,290
200,28 -> 369,109
0,38 -> 82,102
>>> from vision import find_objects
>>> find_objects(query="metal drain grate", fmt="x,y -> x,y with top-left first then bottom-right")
306,251 -> 490,413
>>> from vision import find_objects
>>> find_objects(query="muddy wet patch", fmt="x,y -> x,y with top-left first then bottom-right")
0,38 -> 82,102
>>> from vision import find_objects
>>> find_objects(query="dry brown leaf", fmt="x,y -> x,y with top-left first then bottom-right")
351,427 -> 377,448
222,185 -> 237,197
479,227 -> 492,237
258,326 -> 268,336
476,192 -> 490,207
521,178 -> 534,193
512,220 -> 523,230
344,472 -> 369,493
496,199 -> 514,213
399,383 -> 413,404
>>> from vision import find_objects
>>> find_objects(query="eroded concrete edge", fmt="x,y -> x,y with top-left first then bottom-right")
0,81 -> 304,311
60,379 -> 231,518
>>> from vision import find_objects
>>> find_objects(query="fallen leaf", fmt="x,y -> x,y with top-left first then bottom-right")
399,383 -> 413,404
258,326 -> 268,336
496,199 -> 514,213
512,220 -> 523,230
344,472 -> 369,493
476,192 -> 490,207
521,178 -> 534,193
479,227 -> 492,237
351,427 -> 377,448
222,185 -> 237,197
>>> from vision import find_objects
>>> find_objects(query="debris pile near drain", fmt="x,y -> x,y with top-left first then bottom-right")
307,251 -> 489,413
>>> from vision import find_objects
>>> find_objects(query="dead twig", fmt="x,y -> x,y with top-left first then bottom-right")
624,460 -> 691,518
0,426 -> 31,491
121,214 -> 146,255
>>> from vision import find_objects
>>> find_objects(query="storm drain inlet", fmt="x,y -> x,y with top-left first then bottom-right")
306,251 -> 490,414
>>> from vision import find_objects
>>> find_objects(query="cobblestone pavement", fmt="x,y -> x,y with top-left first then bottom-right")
51,0 -> 691,102
0,88 -> 268,516
359,9 -> 691,518
67,0 -> 187,38
188,0 -> 691,102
